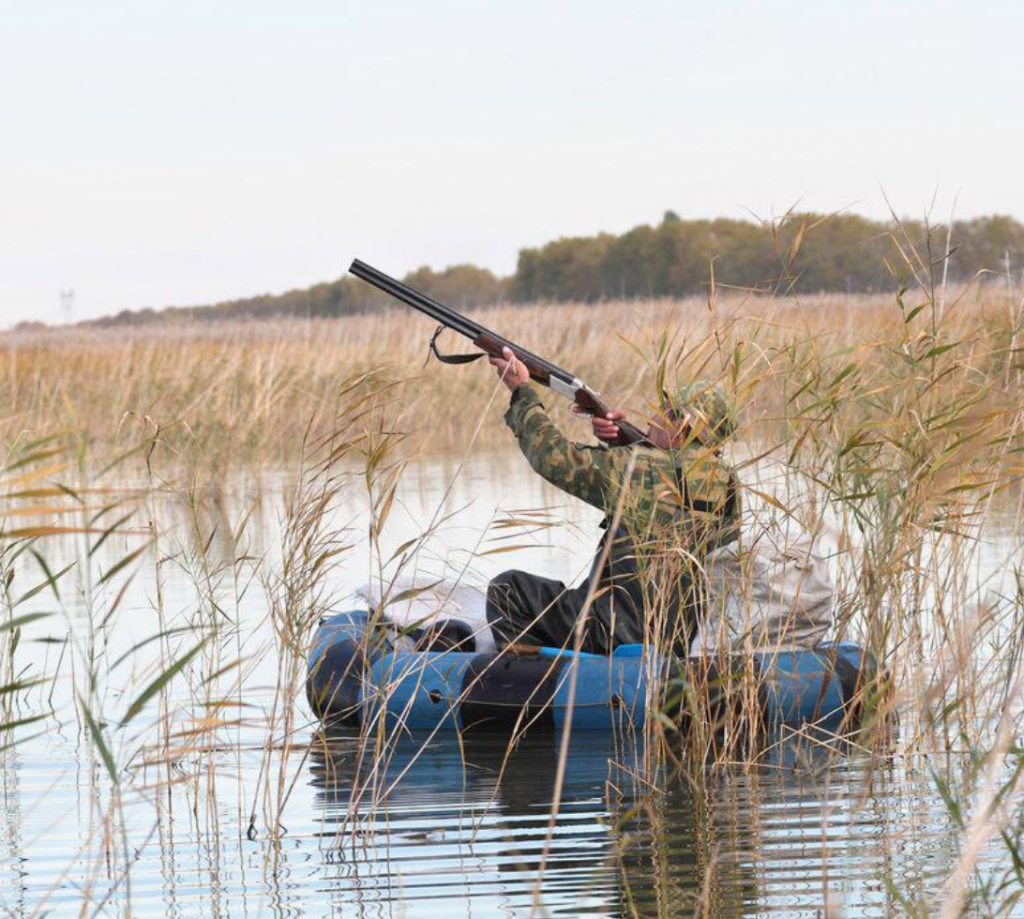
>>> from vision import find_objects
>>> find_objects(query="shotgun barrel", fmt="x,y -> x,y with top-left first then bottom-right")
348,259 -> 647,445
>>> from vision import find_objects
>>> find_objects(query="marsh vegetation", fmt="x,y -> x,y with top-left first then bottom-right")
2,250 -> 1024,916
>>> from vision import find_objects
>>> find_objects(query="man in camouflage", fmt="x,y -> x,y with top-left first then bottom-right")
486,347 -> 741,656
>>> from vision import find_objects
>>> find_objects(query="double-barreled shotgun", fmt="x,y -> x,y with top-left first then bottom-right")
349,258 -> 646,447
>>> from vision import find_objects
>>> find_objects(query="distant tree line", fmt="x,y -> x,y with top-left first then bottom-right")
88,263 -> 512,328
87,212 -> 1024,327
512,212 -> 1024,301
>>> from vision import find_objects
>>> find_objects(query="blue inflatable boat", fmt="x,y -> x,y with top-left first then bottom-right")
306,609 -> 879,734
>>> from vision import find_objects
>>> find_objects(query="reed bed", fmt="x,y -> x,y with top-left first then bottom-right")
2,268 -> 1024,916
0,288 -> 986,469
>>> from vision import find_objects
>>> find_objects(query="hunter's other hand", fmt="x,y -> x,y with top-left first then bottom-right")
592,410 -> 626,445
490,346 -> 530,391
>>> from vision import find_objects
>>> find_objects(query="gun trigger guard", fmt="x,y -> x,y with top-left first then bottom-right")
428,325 -> 487,366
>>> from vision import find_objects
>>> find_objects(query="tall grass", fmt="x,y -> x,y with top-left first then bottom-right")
0,288 -> 1004,469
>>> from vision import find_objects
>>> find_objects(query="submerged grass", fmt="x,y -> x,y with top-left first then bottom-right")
1,253 -> 1024,915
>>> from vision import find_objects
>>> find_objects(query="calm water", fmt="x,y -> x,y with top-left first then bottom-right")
1,453 -> 1020,917
0,720 -> 975,918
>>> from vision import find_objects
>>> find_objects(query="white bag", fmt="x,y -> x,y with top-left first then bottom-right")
356,578 -> 497,653
691,520 -> 834,655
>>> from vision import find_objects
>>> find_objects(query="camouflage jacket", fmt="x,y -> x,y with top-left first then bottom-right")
504,384 -> 740,558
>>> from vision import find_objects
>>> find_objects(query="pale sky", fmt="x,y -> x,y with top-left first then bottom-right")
1,0 -> 1021,326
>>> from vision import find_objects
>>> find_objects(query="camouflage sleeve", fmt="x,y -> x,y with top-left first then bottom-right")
504,384 -> 628,510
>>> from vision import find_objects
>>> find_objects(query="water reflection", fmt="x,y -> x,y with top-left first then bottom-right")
304,727 -> 935,919
0,693 -> 974,916
310,729 -> 639,916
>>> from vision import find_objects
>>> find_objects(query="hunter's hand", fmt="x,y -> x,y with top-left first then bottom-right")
490,346 -> 531,391
592,409 -> 627,445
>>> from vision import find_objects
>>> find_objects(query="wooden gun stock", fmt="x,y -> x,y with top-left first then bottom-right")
569,387 -> 648,446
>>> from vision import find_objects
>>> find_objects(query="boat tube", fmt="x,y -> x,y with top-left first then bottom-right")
306,609 -> 879,733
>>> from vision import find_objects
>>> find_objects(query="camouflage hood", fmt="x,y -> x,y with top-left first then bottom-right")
666,381 -> 737,445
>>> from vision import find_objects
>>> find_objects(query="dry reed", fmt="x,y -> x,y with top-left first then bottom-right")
0,289 -> 973,471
